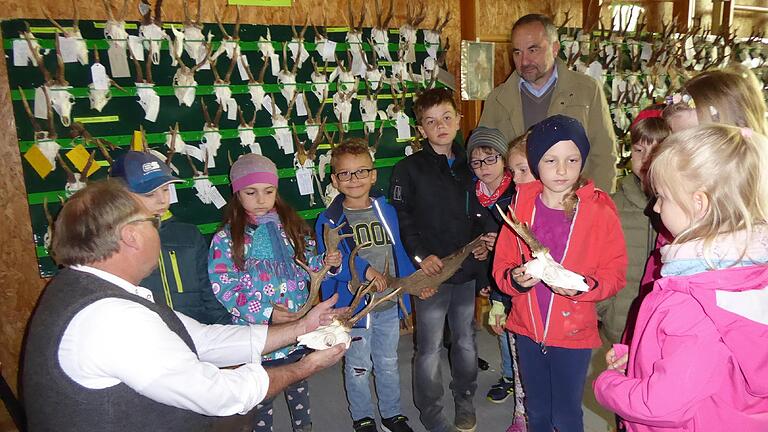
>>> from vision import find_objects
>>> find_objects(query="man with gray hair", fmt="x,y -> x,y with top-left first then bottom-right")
22,180 -> 346,432
479,14 -> 617,192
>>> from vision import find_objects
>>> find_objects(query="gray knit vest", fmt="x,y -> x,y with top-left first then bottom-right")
22,267 -> 216,432
521,83 -> 556,130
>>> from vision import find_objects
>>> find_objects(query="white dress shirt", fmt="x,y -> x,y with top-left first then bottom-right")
58,265 -> 271,416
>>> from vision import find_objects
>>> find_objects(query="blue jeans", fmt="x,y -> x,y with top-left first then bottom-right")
516,335 -> 591,432
413,280 -> 477,432
499,331 -> 514,378
344,305 -> 403,421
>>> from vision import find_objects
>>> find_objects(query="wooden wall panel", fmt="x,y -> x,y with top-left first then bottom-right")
0,1 -> 460,431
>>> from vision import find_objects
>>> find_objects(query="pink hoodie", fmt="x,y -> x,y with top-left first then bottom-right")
594,231 -> 768,431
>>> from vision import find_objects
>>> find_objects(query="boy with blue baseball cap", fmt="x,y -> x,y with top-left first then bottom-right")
111,151 -> 228,324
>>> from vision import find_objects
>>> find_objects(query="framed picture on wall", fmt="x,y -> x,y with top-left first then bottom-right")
460,40 -> 494,101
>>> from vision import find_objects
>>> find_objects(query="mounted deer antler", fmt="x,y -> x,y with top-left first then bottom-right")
24,32 -> 74,127
496,205 -> 588,292
43,1 -> 88,65
371,0 -> 394,61
139,0 -> 166,65
213,2 -> 242,60
298,234 -> 485,350
274,224 -> 353,319
242,55 -> 269,109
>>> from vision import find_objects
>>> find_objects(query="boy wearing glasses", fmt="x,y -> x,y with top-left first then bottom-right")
315,138 -> 419,432
110,151 -> 229,324
389,88 -> 494,432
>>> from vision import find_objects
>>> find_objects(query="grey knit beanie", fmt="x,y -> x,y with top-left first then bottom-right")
466,126 -> 509,159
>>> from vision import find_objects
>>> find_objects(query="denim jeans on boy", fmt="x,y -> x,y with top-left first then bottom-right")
516,334 -> 591,432
413,280 -> 478,432
345,304 -> 403,421
498,331 -> 514,378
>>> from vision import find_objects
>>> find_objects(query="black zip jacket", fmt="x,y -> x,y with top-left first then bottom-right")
389,141 -> 495,284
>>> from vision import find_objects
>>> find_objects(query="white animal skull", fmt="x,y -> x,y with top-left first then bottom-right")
297,320 -> 352,350
360,97 -> 378,133
371,27 -> 392,61
169,25 -> 184,66
248,84 -> 266,110
201,125 -> 222,160
183,26 -> 206,61
525,251 -> 589,292
88,85 -> 112,112
310,69 -> 329,103
103,20 -> 128,50
333,91 -> 355,131
135,83 -> 160,122
139,23 -> 166,65
173,67 -> 198,107
239,127 -> 256,148
65,173 -> 87,197
48,86 -> 75,127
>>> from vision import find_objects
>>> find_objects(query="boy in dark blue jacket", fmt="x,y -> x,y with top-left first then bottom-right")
315,139 -> 417,432
110,151 -> 229,324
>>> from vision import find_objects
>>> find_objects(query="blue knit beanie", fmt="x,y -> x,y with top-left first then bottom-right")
526,115 -> 590,178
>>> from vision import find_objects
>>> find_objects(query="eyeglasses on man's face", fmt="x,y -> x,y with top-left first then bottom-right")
333,168 -> 374,182
126,214 -> 162,230
469,154 -> 502,169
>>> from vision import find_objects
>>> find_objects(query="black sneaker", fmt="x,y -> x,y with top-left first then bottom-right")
381,414 -> 413,432
486,376 -> 514,403
353,417 -> 378,432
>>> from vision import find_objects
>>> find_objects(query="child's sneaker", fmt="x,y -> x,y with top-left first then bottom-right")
381,414 -> 413,432
353,417 -> 378,432
486,377 -> 514,403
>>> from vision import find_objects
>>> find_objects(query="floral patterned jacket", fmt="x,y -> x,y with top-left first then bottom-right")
208,220 -> 325,360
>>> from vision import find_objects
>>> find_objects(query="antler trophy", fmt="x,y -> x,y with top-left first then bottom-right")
496,205 -> 588,292
297,228 -> 485,350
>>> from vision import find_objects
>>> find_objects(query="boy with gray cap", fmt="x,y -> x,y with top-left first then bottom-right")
110,151 -> 228,324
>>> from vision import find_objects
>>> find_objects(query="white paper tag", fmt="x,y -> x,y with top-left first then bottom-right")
58,36 -> 79,63
322,39 -> 337,62
198,143 -> 217,168
34,87 -> 49,119
640,42 -> 652,61
296,167 -> 314,196
226,99 -> 239,121
91,63 -> 110,90
143,93 -> 160,122
13,39 -> 31,66
168,183 -> 179,204
587,61 -> 604,84
396,112 -> 411,140
249,142 -> 263,155
138,1 -> 150,16
263,94 -> 276,115
128,35 -> 145,62
295,93 -> 308,117
209,185 -> 227,209
237,54 -> 250,81
107,44 -> 131,78
196,48 -> 210,70
269,53 -> 280,77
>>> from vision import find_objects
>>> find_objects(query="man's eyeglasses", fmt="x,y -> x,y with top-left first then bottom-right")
127,214 -> 162,230
333,168 -> 374,182
469,154 -> 501,169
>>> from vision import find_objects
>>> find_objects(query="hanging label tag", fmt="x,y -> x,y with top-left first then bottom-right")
13,39 -> 31,66
209,185 -> 227,209
296,167 -> 314,196
322,39 -> 337,62
640,42 -> 652,61
226,99 -> 239,121
250,142 -> 263,155
24,144 -> 55,179
58,36 -> 79,63
144,92 -> 161,122
263,94 -> 276,115
587,61 -> 604,84
138,1 -> 151,16
168,183 -> 179,204
34,87 -> 49,119
237,54 -> 250,81
185,144 -> 204,161
270,53 -> 280,77
196,47 -> 210,70
107,44 -> 131,77
295,93 -> 308,117
91,63 -> 110,90
127,35 -> 145,61
396,112 -> 411,140
131,130 -> 144,151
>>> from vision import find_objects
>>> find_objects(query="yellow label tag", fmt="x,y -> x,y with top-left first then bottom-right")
317,144 -> 332,150
66,144 -> 100,177
131,130 -> 143,151
30,26 -> 73,33
96,160 -> 111,167
24,145 -> 54,179
73,115 -> 120,124
326,27 -> 351,33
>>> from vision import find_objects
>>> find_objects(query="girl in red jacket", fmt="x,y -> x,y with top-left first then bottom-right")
492,115 -> 628,432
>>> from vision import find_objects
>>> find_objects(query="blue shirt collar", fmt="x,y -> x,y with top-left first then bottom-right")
519,65 -> 558,98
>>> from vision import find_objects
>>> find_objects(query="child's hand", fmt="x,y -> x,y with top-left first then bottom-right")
418,287 -> 438,299
605,346 -> 629,373
365,267 -> 388,292
550,286 -> 580,297
472,242 -> 489,260
482,232 -> 498,250
419,255 -> 444,276
488,300 -> 506,335
511,266 -> 540,288
325,249 -> 342,268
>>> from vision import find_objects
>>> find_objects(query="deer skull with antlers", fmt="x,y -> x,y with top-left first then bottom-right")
370,0 -> 394,61
398,1 -> 426,63
333,78 -> 359,132
497,206 -> 588,292
209,48 -> 239,116
25,34 -> 75,127
43,2 -> 88,66
242,57 -> 269,111
182,0 -> 207,62
213,3 -> 242,61
171,42 -> 209,107
128,44 -> 160,122
423,11 -> 451,60
270,93 -> 298,154
237,107 -> 261,154
310,58 -> 330,104
201,98 -> 224,165
139,0 -> 167,65
101,0 -> 129,50
277,42 -> 302,105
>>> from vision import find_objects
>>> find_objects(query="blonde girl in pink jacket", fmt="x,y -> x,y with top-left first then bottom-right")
594,124 -> 768,431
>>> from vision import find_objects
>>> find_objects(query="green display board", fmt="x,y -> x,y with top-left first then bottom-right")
1,18 -> 444,277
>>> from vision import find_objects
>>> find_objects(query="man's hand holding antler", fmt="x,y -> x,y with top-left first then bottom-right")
419,255 -> 443,276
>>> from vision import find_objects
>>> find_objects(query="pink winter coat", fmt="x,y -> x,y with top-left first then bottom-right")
594,261 -> 768,431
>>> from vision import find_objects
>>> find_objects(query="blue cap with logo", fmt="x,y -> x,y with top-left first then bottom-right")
110,151 -> 183,194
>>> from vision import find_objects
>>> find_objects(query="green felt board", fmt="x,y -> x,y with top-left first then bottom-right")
1,18 -> 444,277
